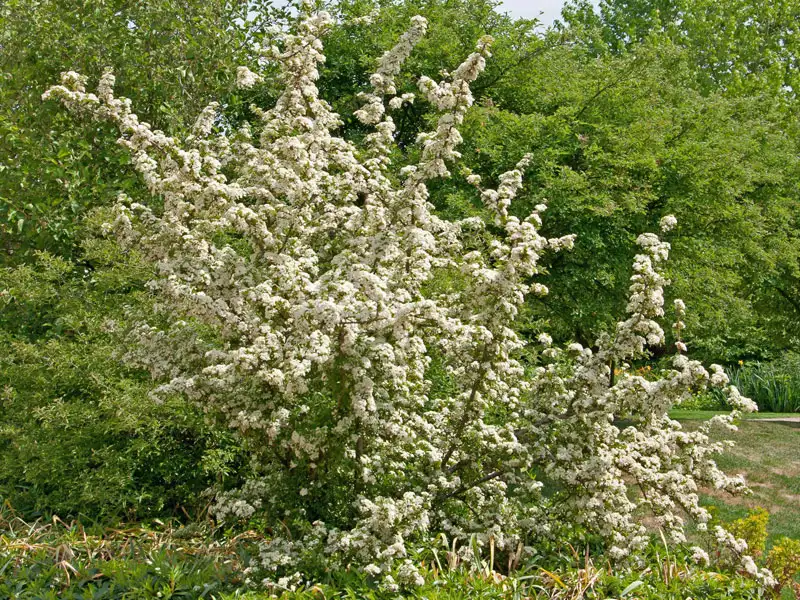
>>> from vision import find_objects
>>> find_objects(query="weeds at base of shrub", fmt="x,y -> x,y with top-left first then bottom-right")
0,504 -> 772,599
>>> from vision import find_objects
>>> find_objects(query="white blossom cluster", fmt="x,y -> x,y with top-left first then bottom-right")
710,526 -> 777,586
45,3 -> 764,588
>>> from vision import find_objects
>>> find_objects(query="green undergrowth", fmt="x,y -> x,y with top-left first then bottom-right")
0,505 -> 766,600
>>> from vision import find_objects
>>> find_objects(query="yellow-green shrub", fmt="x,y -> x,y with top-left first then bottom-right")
728,507 -> 769,558
767,537 -> 800,596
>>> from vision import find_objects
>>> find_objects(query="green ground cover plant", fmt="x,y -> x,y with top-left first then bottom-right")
0,504 -> 770,599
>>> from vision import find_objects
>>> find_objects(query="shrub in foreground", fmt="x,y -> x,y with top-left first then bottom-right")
44,3 -> 770,588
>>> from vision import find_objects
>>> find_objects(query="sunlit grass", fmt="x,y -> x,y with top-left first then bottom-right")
668,409 -> 800,420
674,415 -> 800,545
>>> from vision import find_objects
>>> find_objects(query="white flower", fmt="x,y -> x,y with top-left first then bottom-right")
236,66 -> 262,89
396,560 -> 425,586
741,555 -> 759,576
690,546 -> 709,565
660,214 -> 677,232
466,173 -> 482,186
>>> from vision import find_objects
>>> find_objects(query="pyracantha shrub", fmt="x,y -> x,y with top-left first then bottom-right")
44,3 -> 773,589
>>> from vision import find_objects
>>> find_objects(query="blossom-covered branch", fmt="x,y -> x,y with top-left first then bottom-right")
44,3 -> 768,590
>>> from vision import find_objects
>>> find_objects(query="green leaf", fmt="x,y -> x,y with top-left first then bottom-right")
620,580 -> 644,596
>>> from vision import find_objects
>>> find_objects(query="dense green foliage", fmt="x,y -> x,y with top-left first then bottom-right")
2,0 -> 799,359
319,0 -> 800,362
555,0 -> 800,359
562,0 -> 800,97
456,47 -> 800,361
0,238 -> 246,520
0,0 -> 269,521
0,0 -> 279,259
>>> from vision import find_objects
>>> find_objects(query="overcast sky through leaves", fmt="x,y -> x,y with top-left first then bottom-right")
498,0 -> 568,26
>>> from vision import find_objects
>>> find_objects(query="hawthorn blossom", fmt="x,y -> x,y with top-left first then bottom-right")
236,66 -> 262,89
44,5 -> 760,587
691,546 -> 710,566
660,214 -> 678,232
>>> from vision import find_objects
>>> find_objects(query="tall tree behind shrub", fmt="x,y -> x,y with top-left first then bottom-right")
453,40 -> 800,361
322,1 -> 800,362
0,0 -> 277,260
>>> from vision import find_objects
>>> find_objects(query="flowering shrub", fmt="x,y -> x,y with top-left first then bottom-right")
44,3 -> 768,588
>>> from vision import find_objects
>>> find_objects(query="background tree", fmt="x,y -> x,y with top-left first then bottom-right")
454,40 -> 800,361
0,0 -> 279,260
321,0 -> 800,362
561,0 -> 800,98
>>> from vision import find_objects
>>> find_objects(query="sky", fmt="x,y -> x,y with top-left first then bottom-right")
265,1 -> 587,29
498,0 -> 569,26
267,1 -> 577,28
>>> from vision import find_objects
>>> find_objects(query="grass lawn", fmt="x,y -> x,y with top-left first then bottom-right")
669,409 -> 800,420
670,410 -> 800,546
